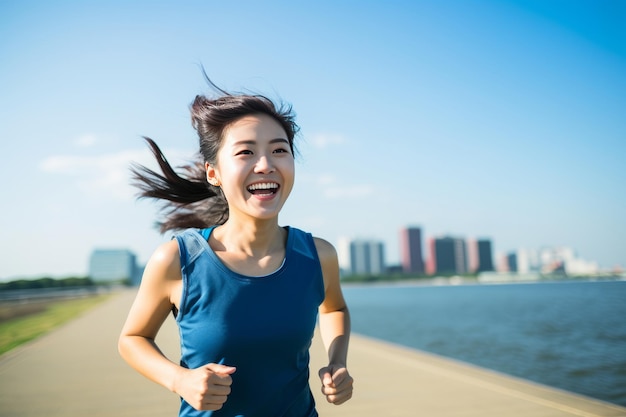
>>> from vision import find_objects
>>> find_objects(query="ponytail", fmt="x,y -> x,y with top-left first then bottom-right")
130,137 -> 228,233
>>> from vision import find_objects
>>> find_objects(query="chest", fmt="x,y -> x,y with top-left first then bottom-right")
214,250 -> 286,277
177,269 -> 321,366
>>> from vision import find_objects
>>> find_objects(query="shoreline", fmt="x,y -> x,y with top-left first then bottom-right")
340,274 -> 626,288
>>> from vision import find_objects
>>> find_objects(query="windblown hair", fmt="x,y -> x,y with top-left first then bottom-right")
131,78 -> 299,233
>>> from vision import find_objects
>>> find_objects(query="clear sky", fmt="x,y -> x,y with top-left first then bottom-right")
1,0 -> 624,280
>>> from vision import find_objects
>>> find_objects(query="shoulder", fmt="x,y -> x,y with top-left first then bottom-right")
285,226 -> 337,263
285,227 -> 337,268
151,239 -> 180,266
313,237 -> 340,292
313,237 -> 338,263
144,239 -> 182,283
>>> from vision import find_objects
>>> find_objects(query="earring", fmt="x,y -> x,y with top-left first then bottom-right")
209,178 -> 221,187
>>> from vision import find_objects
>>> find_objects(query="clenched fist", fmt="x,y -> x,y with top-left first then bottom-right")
319,365 -> 353,405
174,363 -> 236,411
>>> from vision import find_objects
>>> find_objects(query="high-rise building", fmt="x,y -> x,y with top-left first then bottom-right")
506,246 -> 598,275
507,252 -> 518,272
89,249 -> 140,284
513,248 -> 540,273
349,240 -> 385,275
466,238 -> 479,273
336,236 -> 352,274
476,239 -> 494,272
400,227 -> 424,274
449,238 -> 493,274
425,237 -> 437,275
496,253 -> 510,272
433,236 -> 467,274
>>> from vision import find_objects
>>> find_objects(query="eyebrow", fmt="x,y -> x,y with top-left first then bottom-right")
233,138 -> 290,146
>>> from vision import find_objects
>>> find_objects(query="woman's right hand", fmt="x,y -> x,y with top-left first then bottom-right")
174,363 -> 236,411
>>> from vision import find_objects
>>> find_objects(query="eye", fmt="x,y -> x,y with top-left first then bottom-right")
236,149 -> 253,156
273,147 -> 290,154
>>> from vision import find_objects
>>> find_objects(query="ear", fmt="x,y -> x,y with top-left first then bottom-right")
205,162 -> 221,187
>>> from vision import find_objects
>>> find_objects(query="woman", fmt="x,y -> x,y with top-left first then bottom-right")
118,80 -> 353,416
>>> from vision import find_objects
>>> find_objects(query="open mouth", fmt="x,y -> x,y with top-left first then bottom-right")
247,182 -> 280,195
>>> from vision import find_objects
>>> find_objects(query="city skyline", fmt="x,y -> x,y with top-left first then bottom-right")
2,1 -> 625,280
341,225 -> 606,277
15,224 -> 612,284
2,221 -> 611,281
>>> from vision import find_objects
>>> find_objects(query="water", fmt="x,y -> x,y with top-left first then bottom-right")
343,280 -> 626,406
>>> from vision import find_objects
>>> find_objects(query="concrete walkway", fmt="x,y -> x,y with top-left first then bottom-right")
1,290 -> 624,417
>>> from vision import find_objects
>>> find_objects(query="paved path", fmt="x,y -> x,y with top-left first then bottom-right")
1,290 -> 624,417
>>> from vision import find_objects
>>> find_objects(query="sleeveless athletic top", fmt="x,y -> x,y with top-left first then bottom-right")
175,226 -> 325,417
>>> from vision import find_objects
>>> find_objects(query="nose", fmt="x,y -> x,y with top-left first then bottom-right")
254,154 -> 275,174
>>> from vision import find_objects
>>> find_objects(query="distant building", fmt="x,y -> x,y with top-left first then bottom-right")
432,236 -> 468,275
507,252 -> 518,272
336,237 -> 352,274
540,247 -> 573,273
349,240 -> 385,275
425,238 -> 437,275
565,257 -> 599,275
507,248 -> 540,273
540,246 -> 598,275
400,227 -> 425,275
504,246 -> 598,276
466,238 -> 479,273
496,253 -> 510,272
467,238 -> 494,273
476,239 -> 495,272
89,249 -> 140,284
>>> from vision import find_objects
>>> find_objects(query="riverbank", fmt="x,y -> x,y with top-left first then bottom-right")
341,273 -> 626,288
1,290 -> 624,416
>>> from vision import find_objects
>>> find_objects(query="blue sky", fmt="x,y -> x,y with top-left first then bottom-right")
1,0 -> 624,279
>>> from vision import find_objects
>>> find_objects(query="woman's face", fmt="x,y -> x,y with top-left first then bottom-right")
206,113 -> 295,222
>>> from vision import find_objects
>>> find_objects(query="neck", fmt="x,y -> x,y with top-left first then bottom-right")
214,218 -> 285,258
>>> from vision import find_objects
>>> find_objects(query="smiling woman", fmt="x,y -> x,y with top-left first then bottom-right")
130,81 -> 298,233
118,77 -> 353,416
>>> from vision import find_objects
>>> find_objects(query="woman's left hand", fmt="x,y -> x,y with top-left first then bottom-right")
318,364 -> 353,405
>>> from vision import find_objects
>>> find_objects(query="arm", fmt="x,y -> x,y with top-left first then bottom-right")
314,238 -> 354,405
118,240 -> 235,411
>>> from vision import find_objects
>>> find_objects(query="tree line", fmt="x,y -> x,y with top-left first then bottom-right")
0,277 -> 95,291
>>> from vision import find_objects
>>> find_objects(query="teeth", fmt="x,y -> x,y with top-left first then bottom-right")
247,182 -> 279,191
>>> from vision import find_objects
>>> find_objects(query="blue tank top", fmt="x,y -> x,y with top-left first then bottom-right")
175,226 -> 325,417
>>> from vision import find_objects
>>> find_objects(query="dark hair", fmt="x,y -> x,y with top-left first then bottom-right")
131,79 -> 299,233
